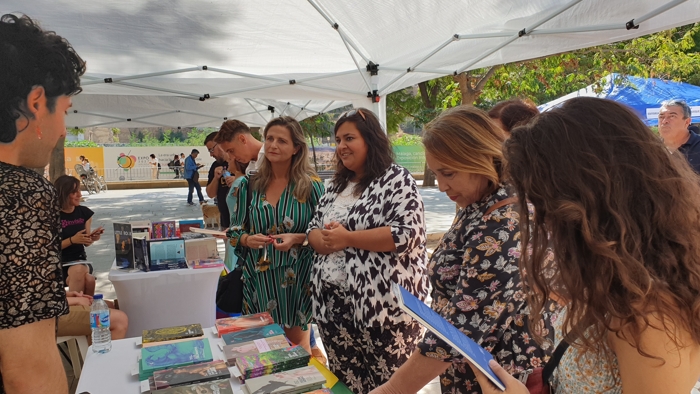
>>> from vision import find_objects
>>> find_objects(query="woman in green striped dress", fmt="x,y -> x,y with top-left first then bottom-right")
227,116 -> 324,353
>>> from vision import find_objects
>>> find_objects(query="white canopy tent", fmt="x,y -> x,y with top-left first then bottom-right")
5,0 -> 700,129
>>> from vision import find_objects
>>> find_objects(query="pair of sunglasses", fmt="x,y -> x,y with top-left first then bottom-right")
339,109 -> 366,121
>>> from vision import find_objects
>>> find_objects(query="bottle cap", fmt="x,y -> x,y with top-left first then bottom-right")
93,294 -> 103,299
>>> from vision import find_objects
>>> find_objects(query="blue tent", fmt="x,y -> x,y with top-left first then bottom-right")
538,74 -> 700,126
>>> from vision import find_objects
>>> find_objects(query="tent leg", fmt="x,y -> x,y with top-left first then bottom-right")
373,99 -> 387,133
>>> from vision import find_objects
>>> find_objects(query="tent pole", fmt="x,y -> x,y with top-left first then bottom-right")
373,98 -> 387,133
245,99 -> 270,125
306,0 -> 371,63
206,67 -> 287,82
81,67 -> 201,86
112,81 -> 203,99
293,100 -> 313,119
633,0 -> 687,26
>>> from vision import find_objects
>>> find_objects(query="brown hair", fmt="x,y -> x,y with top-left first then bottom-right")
423,105 -> 504,189
332,108 -> 394,196
54,174 -> 81,210
214,119 -> 250,143
504,97 -> 700,358
488,99 -> 539,132
253,116 -> 317,201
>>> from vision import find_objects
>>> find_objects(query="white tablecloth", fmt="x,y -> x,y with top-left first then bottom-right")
75,328 -> 243,394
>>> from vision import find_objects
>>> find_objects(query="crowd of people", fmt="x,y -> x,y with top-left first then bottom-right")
2,12 -> 700,394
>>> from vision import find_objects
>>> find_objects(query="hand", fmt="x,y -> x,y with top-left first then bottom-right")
71,229 -> 93,245
66,291 -> 92,300
67,296 -> 92,307
224,175 -> 236,187
90,227 -> 104,241
245,234 -> 273,249
271,233 -> 302,252
468,359 -> 530,394
320,221 -> 350,252
214,167 -> 224,179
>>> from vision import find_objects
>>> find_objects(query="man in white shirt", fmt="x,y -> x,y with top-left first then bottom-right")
213,120 -> 264,175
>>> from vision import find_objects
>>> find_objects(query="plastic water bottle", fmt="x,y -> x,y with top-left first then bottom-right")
90,294 -> 112,353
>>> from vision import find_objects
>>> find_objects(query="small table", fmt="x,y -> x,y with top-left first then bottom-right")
108,263 -> 222,338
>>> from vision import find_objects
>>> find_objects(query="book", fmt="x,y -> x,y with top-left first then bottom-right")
179,219 -> 205,233
113,222 -> 135,269
154,379 -> 234,394
309,358 -> 338,388
148,238 -> 186,265
244,366 -> 326,394
152,360 -> 230,390
190,259 -> 225,269
215,312 -> 274,337
152,220 -> 177,239
190,227 -> 227,236
223,335 -> 290,364
304,390 -> 333,394
185,237 -> 220,262
392,282 -> 505,390
235,345 -> 310,381
140,338 -> 213,378
221,324 -> 285,345
133,237 -> 149,272
142,336 -> 207,348
142,324 -> 204,344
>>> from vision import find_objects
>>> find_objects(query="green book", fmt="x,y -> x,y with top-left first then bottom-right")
142,323 -> 203,344
140,338 -> 213,378
235,345 -> 310,381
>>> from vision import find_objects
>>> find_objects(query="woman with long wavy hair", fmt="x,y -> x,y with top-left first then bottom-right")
227,116 -> 324,353
471,97 -> 700,394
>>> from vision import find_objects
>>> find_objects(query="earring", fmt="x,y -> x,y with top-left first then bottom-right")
36,126 -> 42,140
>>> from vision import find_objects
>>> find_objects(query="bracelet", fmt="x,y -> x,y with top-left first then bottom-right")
240,234 -> 248,248
69,237 -> 73,245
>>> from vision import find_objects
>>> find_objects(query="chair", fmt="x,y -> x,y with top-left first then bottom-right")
57,335 -> 89,378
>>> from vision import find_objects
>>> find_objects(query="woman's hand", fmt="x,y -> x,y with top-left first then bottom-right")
468,359 -> 530,394
71,229 -> 94,246
271,234 -> 303,252
246,234 -> 273,249
67,294 -> 93,307
320,222 -> 350,252
90,227 -> 104,242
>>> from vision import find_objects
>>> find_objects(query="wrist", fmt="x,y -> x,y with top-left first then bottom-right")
240,234 -> 248,247
69,236 -> 73,245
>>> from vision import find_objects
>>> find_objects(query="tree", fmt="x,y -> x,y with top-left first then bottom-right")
300,113 -> 334,171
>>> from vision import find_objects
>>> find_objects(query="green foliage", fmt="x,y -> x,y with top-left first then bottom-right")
67,127 -> 85,136
184,128 -> 209,146
65,140 -> 98,147
391,133 -> 422,146
300,113 -> 334,138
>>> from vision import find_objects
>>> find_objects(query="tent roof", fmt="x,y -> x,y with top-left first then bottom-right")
539,74 -> 700,125
6,0 -> 700,128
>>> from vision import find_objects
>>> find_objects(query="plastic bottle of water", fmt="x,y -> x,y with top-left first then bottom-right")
90,294 -> 112,353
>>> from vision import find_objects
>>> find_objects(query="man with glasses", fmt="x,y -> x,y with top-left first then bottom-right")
204,132 -> 233,228
658,99 -> 700,173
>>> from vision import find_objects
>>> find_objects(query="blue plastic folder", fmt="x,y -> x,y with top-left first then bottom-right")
392,283 -> 506,391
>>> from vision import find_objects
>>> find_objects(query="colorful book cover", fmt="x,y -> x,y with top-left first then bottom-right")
309,358 -> 338,388
215,312 -> 274,337
179,219 -> 204,233
191,259 -> 224,269
244,366 -> 326,394
223,335 -> 290,364
140,338 -> 213,375
222,324 -> 285,345
154,379 -> 234,394
113,222 -> 135,269
305,389 -> 333,394
142,323 -> 204,344
236,346 -> 310,380
152,360 -> 230,390
151,220 -> 177,239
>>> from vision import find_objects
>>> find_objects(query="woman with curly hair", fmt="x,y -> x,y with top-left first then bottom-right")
472,97 -> 700,394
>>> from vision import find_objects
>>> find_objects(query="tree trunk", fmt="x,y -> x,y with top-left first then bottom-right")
49,136 -> 66,182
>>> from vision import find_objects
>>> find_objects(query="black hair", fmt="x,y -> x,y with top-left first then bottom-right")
0,14 -> 86,142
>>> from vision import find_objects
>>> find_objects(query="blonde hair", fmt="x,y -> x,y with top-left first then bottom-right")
423,105 -> 505,187
253,116 -> 317,201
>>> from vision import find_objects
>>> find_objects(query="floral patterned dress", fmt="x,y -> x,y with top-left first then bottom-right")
417,184 -> 557,394
228,177 -> 324,329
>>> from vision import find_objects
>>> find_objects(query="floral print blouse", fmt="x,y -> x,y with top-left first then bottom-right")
417,184 -> 557,394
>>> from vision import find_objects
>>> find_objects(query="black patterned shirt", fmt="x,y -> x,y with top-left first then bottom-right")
0,162 -> 69,393
417,185 -> 557,394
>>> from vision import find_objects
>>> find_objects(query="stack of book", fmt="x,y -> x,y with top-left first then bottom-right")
189,258 -> 225,269
221,324 -> 285,345
214,312 -> 275,337
243,365 -> 326,394
223,335 -> 290,364
139,338 -> 213,381
235,345 -> 310,381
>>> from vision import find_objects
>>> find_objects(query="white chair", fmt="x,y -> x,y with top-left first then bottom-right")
57,336 -> 88,378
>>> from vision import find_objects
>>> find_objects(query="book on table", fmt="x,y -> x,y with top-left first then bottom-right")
244,365 -> 326,394
113,222 -> 135,269
152,360 -> 230,390
139,338 -> 213,379
190,227 -> 227,237
221,324 -> 285,345
190,258 -> 225,269
179,219 -> 204,234
142,323 -> 204,344
235,345 -> 310,382
151,220 -> 177,239
304,390 -> 333,394
215,312 -> 275,337
223,335 -> 290,365
152,379 -> 234,394
391,282 -> 506,391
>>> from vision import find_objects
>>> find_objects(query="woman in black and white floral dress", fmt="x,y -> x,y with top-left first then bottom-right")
372,106 -> 557,394
307,108 -> 429,393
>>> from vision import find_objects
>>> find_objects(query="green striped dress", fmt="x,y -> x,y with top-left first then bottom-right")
228,176 -> 324,329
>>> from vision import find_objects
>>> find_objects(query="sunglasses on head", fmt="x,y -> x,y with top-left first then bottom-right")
339,109 -> 366,121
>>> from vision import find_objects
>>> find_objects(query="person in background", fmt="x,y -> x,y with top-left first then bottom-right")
658,99 -> 700,173
214,119 -> 264,175
227,116 -> 324,357
0,13 -> 85,394
205,131 -> 239,229
371,106 -> 555,394
59,291 -> 128,342
169,154 -> 181,179
54,175 -> 103,295
149,153 -> 159,179
184,149 -> 206,206
307,108 -> 428,393
487,98 -> 539,136
473,97 -> 700,394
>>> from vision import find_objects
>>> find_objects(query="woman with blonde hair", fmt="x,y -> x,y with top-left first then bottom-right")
371,105 -> 555,394
227,116 -> 324,353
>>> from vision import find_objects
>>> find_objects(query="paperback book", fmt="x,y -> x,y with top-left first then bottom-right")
244,366 -> 326,394
221,324 -> 285,345
140,338 -> 213,378
142,323 -> 203,344
392,282 -> 505,390
223,335 -> 290,365
154,379 -> 234,394
152,360 -> 230,389
113,222 -> 135,269
152,220 -> 177,239
215,312 -> 274,337
235,345 -> 310,381
190,258 -> 225,269
304,390 -> 333,394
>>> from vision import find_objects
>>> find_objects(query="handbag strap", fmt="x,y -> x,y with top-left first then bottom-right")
484,196 -> 518,216
542,340 -> 570,382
